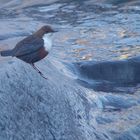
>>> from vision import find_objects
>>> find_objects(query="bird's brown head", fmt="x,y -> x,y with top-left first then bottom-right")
34,25 -> 57,38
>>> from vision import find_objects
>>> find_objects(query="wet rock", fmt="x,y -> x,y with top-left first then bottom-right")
0,58 -> 98,140
0,57 -> 139,139
74,56 -> 140,93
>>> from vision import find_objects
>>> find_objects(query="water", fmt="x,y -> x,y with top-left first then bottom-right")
0,0 -> 140,139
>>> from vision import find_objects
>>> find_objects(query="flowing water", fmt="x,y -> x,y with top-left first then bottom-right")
0,0 -> 140,139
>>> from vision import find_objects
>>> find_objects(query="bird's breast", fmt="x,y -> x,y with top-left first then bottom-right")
43,35 -> 52,52
38,47 -> 48,59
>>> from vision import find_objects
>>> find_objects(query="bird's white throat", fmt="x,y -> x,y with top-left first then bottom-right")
43,33 -> 52,52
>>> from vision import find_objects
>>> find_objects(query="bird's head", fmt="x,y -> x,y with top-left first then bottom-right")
35,25 -> 57,38
41,25 -> 57,34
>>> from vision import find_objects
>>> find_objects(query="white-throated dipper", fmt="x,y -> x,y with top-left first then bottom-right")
0,25 -> 57,79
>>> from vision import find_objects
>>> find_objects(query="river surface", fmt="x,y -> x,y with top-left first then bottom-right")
0,0 -> 140,140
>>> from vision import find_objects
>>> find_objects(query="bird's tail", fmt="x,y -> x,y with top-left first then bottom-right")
0,50 -> 13,56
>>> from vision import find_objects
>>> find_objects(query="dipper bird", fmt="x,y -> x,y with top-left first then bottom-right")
0,25 -> 57,79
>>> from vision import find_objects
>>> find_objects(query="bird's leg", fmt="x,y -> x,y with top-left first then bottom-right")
31,63 -> 41,73
30,63 -> 47,80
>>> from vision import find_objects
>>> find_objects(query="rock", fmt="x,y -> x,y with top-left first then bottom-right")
74,56 -> 140,93
0,58 -> 98,140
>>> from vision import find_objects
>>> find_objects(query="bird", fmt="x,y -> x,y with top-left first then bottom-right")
0,25 -> 57,79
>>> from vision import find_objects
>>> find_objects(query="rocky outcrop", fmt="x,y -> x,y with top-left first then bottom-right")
0,58 -> 98,140
0,56 -> 140,140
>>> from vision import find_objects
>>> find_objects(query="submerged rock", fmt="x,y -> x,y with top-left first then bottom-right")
74,56 -> 140,93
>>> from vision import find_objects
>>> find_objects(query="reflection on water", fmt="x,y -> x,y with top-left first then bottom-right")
0,0 -> 140,139
0,0 -> 140,62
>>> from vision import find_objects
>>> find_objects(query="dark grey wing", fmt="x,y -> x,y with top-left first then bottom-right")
13,35 -> 44,56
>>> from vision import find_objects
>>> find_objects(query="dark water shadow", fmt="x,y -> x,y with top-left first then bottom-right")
77,79 -> 138,94
106,0 -> 133,5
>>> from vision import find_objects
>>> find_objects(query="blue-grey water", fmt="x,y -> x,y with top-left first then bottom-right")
0,0 -> 140,140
